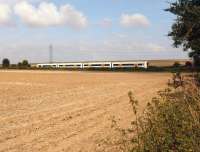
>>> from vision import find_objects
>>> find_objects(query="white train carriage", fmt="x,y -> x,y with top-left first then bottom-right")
57,63 -> 83,69
36,61 -> 148,69
111,61 -> 148,69
83,62 -> 112,69
37,63 -> 58,68
37,63 -> 83,69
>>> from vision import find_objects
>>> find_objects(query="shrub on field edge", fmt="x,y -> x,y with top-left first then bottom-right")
107,74 -> 200,151
127,76 -> 200,152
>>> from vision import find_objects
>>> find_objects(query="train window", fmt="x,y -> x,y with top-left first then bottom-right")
91,64 -> 101,66
43,65 -> 51,68
122,64 -> 134,66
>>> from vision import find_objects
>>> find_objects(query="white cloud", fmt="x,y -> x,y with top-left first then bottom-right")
0,0 -> 43,5
14,1 -> 88,29
0,4 -> 13,26
120,13 -> 150,28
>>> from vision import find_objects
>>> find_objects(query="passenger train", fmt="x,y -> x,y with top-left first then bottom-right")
36,61 -> 148,69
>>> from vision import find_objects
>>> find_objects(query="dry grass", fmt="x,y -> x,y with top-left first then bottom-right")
0,70 -> 170,152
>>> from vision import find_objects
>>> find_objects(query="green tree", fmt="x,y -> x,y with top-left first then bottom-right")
166,0 -> 200,66
2,58 -> 10,68
22,60 -> 29,67
18,60 -> 30,69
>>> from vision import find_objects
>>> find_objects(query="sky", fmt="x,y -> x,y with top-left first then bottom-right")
0,0 -> 188,63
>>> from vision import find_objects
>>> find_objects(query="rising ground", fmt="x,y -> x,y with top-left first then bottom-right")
0,70 -> 170,152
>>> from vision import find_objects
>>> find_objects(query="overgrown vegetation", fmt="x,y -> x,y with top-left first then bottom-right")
108,74 -> 200,152
125,74 -> 200,152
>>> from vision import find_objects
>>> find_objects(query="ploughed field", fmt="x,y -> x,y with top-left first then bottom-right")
0,70 -> 170,152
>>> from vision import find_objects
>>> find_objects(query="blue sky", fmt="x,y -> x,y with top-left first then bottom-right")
0,0 -> 188,63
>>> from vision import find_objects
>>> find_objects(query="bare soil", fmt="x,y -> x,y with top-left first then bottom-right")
0,70 -> 170,152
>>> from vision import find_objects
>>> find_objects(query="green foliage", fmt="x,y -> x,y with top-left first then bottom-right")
2,58 -> 10,68
166,0 -> 200,67
22,60 -> 29,66
129,78 -> 200,152
166,0 -> 200,53
18,60 -> 30,69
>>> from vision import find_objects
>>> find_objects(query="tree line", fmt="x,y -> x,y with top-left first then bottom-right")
1,58 -> 30,69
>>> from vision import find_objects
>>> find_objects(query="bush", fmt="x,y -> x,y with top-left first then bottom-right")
22,60 -> 29,67
18,60 -> 30,69
185,61 -> 192,68
128,78 -> 200,152
173,61 -> 181,68
2,58 -> 10,68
